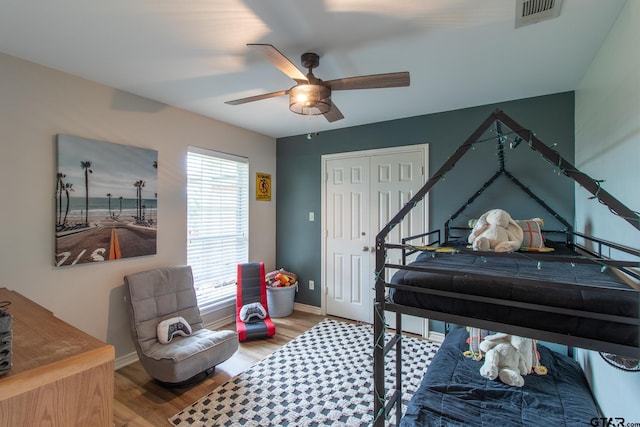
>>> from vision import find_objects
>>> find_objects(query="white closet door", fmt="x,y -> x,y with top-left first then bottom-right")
325,156 -> 371,322
371,150 -> 427,334
324,146 -> 428,328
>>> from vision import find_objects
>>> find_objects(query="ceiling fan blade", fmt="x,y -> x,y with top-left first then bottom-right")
323,101 -> 344,123
326,72 -> 410,90
225,90 -> 289,105
248,43 -> 308,83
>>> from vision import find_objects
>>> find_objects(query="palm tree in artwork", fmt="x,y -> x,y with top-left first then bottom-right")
107,193 -> 112,218
81,161 -> 92,226
63,183 -> 74,225
139,180 -> 145,221
152,192 -> 157,224
133,181 -> 140,220
56,173 -> 66,226
133,180 -> 145,223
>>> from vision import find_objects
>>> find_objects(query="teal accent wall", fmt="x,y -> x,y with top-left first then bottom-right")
276,92 -> 575,308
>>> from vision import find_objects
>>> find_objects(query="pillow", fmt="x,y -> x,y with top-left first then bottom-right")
157,316 -> 192,344
465,327 -> 491,360
239,302 -> 267,323
516,218 -> 546,250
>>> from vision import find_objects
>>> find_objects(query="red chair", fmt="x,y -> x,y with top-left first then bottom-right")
236,262 -> 276,341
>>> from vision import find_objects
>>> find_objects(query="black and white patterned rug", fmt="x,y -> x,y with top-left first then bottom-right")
169,319 -> 440,426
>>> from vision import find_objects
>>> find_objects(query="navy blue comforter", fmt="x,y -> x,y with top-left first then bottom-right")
401,327 -> 599,426
390,242 -> 638,350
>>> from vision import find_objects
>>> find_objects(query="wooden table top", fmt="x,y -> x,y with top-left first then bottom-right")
0,287 -> 108,379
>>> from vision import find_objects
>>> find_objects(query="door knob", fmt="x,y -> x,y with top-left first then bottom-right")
362,246 -> 369,252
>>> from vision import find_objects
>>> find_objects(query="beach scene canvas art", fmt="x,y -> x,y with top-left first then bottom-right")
55,135 -> 158,267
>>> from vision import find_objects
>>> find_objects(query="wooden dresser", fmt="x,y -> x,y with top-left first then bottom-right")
0,288 -> 114,426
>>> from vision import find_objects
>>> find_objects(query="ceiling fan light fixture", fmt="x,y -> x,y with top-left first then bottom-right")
289,84 -> 331,115
227,44 -> 409,122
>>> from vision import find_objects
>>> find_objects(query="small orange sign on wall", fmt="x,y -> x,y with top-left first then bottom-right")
256,172 -> 271,201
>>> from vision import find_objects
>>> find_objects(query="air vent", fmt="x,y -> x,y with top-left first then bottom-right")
515,0 -> 564,28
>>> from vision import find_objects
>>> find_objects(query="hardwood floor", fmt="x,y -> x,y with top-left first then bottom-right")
113,311 -> 328,427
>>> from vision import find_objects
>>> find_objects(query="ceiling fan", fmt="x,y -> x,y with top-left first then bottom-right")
225,44 -> 410,123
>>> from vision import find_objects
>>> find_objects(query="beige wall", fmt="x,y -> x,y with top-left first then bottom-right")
574,0 -> 639,419
0,52 -> 276,359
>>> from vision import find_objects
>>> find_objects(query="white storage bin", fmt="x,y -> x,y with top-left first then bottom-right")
266,283 -> 298,317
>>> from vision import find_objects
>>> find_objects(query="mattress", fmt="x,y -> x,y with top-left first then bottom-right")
389,242 -> 639,352
400,327 -> 599,426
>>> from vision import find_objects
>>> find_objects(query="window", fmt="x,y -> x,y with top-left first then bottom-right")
187,147 -> 248,313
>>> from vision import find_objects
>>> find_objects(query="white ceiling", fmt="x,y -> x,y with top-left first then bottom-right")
0,0 -> 626,138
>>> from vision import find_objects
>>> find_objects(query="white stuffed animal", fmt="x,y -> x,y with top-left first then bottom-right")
478,332 -> 534,387
468,209 -> 524,252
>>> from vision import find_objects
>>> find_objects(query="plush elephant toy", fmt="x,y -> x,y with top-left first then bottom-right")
468,208 -> 524,252
478,332 -> 534,387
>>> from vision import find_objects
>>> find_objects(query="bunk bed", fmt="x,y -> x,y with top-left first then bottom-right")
401,326 -> 601,426
372,109 -> 640,426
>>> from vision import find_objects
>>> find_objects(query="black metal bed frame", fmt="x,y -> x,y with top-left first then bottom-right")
372,109 -> 640,426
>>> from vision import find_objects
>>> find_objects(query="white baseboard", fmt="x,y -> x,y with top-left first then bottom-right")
115,351 -> 139,370
427,331 -> 445,343
293,302 -> 324,316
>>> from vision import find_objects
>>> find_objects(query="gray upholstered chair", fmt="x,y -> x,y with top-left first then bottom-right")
124,265 -> 238,386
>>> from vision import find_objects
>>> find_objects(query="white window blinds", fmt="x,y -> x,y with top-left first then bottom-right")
187,147 -> 248,311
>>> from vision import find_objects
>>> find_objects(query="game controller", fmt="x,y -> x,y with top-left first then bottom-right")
239,302 -> 267,323
157,316 -> 192,344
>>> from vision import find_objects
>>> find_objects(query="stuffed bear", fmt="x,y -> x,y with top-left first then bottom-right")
478,332 -> 534,387
468,209 -> 524,252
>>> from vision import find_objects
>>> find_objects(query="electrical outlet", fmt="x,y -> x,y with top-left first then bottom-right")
309,280 -> 315,290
